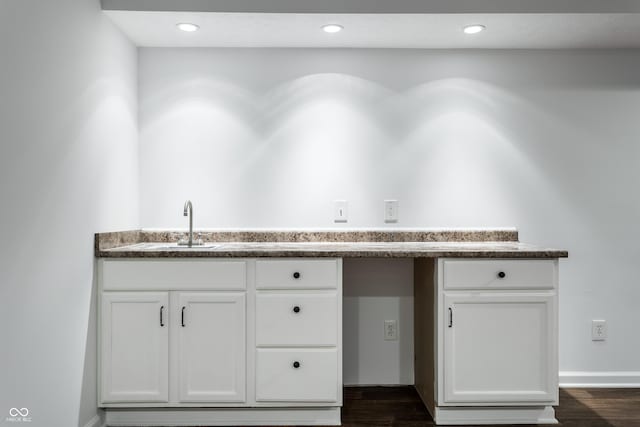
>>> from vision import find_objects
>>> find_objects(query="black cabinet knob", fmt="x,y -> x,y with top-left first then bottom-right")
293,306 -> 301,313
293,272 -> 301,279
497,271 -> 506,279
293,361 -> 301,369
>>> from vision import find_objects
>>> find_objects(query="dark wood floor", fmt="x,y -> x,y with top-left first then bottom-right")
157,386 -> 640,427
340,386 -> 640,427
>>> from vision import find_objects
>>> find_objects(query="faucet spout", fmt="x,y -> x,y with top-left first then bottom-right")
178,200 -> 202,247
183,200 -> 194,247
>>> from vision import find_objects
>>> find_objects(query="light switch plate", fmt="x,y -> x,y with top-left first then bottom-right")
334,200 -> 348,223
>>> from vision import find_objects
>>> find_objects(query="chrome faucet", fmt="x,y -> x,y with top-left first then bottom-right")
179,200 -> 202,247
184,200 -> 194,247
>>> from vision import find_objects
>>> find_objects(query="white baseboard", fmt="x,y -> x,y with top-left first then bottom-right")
82,413 -> 105,427
434,406 -> 557,425
104,407 -> 340,426
343,382 -> 413,386
560,371 -> 640,388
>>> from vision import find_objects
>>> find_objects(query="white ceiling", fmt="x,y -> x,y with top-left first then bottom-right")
105,11 -> 640,48
101,0 -> 640,14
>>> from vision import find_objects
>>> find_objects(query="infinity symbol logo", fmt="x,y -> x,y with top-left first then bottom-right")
9,408 -> 29,417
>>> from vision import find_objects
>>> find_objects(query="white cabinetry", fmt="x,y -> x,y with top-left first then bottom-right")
176,292 -> 245,403
256,348 -> 339,402
254,259 -> 342,404
443,293 -> 556,404
98,257 -> 342,425
101,292 -> 169,403
437,259 -> 558,408
99,259 -> 248,406
255,292 -> 338,346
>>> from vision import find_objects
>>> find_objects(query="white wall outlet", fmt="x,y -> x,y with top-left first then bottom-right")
384,200 -> 398,223
334,200 -> 348,223
384,320 -> 398,341
592,320 -> 607,341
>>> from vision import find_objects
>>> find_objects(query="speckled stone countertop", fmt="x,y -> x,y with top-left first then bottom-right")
95,229 -> 568,259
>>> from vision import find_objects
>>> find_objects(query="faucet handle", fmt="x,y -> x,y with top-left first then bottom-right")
177,230 -> 191,246
194,233 -> 204,246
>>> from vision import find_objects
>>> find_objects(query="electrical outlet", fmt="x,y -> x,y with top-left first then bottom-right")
384,200 -> 398,223
592,320 -> 607,341
384,320 -> 398,341
334,200 -> 348,223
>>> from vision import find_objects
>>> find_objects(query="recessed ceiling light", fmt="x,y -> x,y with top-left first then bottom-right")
322,24 -> 344,34
176,23 -> 200,32
463,24 -> 485,35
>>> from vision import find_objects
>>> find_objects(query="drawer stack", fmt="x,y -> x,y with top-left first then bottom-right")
254,259 -> 342,404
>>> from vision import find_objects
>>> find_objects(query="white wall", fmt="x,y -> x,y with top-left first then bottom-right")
0,1 -> 138,426
139,48 -> 640,383
343,259 -> 414,385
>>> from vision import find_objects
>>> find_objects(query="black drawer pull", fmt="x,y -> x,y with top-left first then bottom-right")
160,305 -> 165,327
497,271 -> 506,279
293,272 -> 301,279
293,361 -> 301,369
181,306 -> 186,327
293,306 -> 301,313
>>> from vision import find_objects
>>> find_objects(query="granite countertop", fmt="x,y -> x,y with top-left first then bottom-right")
95,229 -> 568,259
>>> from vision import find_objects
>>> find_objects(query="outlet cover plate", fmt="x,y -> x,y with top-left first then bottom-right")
384,320 -> 398,341
384,200 -> 398,223
592,319 -> 607,341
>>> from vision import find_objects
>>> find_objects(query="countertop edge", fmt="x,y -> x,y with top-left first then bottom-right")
97,249 -> 569,259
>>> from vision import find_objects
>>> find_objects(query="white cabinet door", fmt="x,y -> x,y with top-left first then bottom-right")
443,293 -> 557,404
101,292 -> 169,403
177,292 -> 246,403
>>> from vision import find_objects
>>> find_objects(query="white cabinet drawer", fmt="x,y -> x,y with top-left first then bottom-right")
256,259 -> 338,289
256,292 -> 338,346
255,348 -> 338,402
101,259 -> 246,291
443,259 -> 556,290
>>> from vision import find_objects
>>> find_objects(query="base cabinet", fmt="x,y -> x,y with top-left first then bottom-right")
98,258 -> 343,426
437,258 -> 559,409
443,292 -> 557,404
254,259 -> 342,406
100,254 -> 559,426
416,257 -> 561,426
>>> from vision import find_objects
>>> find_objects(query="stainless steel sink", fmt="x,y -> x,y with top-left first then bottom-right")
142,243 -> 222,250
173,244 -> 222,250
